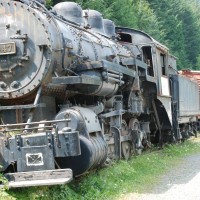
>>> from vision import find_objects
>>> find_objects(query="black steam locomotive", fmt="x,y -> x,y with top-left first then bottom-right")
0,0 -> 199,187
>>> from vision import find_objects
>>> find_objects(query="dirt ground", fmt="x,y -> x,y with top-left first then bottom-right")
121,150 -> 200,200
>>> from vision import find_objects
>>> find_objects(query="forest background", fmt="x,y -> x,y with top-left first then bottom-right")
45,0 -> 200,70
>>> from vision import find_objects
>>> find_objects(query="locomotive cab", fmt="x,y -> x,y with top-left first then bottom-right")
116,27 -> 176,143
116,27 -> 200,142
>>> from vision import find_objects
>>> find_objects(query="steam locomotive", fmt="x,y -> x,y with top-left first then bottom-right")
0,0 -> 199,187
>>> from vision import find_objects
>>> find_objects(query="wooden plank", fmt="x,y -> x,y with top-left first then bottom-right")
8,177 -> 73,188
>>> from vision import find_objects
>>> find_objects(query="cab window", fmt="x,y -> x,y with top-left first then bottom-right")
142,46 -> 154,76
160,53 -> 166,76
118,33 -> 132,43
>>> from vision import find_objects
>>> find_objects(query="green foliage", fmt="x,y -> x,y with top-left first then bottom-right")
196,54 -> 200,69
0,173 -> 12,200
147,0 -> 200,69
45,0 -> 53,8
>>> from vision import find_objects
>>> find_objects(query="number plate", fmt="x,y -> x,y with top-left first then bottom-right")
0,42 -> 16,55
26,153 -> 44,166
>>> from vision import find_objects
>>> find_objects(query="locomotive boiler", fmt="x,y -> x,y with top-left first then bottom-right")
0,0 -> 199,187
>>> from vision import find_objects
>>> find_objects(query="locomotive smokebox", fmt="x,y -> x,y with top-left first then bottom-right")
0,1 -> 62,100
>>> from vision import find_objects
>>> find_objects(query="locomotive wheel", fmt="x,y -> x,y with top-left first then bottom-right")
121,120 -> 129,136
121,141 -> 131,160
129,118 -> 143,155
121,120 -> 132,160
129,118 -> 140,131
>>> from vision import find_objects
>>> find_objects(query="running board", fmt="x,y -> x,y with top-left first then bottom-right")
4,169 -> 73,188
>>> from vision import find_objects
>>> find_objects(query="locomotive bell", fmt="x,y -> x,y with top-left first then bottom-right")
83,10 -> 106,35
52,2 -> 83,25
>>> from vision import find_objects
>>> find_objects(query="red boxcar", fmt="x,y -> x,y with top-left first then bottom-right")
179,69 -> 200,90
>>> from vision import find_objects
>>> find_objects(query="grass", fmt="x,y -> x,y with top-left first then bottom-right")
1,138 -> 200,200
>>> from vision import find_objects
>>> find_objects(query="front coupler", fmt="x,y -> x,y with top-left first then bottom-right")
0,128 -> 80,187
